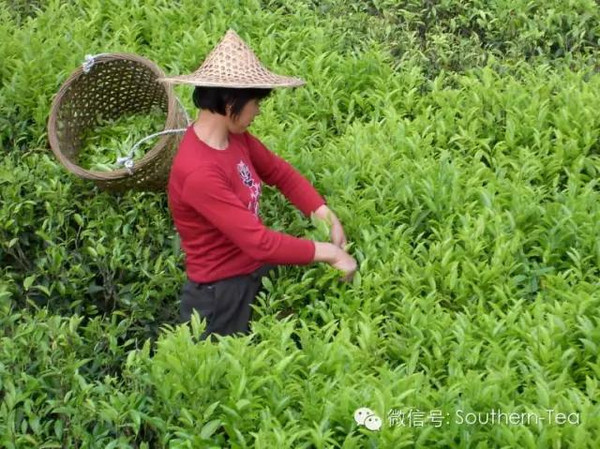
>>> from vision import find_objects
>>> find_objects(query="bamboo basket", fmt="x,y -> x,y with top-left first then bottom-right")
47,53 -> 189,192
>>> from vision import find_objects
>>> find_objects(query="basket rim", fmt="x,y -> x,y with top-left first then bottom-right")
47,52 -> 186,182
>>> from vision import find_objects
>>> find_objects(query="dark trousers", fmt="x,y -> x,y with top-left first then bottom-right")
180,264 -> 274,340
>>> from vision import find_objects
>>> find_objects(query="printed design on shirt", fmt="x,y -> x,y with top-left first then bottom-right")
236,160 -> 261,216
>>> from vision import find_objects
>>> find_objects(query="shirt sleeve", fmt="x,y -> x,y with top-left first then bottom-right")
244,132 -> 326,217
181,166 -> 316,265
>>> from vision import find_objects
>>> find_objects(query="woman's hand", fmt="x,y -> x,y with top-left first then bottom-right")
313,242 -> 358,282
314,205 -> 347,249
329,214 -> 347,249
330,247 -> 357,282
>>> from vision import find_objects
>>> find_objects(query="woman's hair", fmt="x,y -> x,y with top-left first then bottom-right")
192,86 -> 272,120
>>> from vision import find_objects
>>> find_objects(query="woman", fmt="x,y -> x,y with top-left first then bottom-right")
160,30 -> 357,340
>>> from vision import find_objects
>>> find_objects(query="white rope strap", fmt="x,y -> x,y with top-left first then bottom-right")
82,53 -> 112,74
117,97 -> 192,174
115,128 -> 185,174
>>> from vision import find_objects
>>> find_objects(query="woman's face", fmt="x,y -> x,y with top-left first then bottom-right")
227,98 -> 261,133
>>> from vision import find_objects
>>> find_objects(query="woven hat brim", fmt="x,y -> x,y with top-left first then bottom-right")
157,74 -> 305,88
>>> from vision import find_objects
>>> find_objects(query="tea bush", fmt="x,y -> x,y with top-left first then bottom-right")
1,0 -> 599,447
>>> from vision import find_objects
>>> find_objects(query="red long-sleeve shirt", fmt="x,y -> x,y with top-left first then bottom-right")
168,126 -> 326,283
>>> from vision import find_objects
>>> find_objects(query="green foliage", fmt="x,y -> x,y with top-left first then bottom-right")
1,0 -> 600,447
78,106 -> 166,171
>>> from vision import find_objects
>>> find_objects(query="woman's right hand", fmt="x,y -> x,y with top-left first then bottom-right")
331,248 -> 358,282
313,242 -> 358,282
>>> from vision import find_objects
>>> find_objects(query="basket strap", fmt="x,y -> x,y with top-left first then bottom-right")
82,54 -> 112,74
117,97 -> 193,174
116,128 -> 186,174
178,97 -> 192,124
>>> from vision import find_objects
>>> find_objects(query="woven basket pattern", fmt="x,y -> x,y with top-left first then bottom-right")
158,29 -> 305,88
47,53 -> 188,193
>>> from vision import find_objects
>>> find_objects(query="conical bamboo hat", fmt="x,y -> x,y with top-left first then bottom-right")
157,29 -> 305,88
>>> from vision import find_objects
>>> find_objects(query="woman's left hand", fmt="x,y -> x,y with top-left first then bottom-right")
329,213 -> 347,249
314,205 -> 347,249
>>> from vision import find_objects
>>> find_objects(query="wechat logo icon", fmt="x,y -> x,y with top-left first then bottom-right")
354,407 -> 383,431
